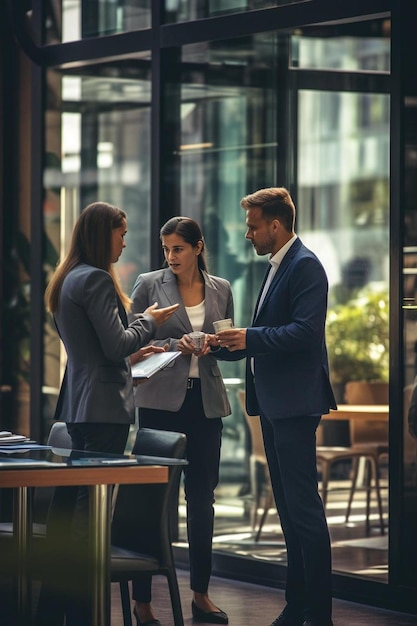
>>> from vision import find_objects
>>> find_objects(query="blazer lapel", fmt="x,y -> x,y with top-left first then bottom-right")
202,272 -> 218,332
161,269 -> 192,332
116,296 -> 128,328
253,238 -> 302,322
252,265 -> 272,324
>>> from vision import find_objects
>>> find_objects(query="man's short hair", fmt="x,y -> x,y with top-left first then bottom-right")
241,186 -> 295,232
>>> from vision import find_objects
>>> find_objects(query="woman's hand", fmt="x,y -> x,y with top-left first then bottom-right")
130,343 -> 167,366
144,302 -> 179,326
177,333 -> 210,357
131,344 -> 168,386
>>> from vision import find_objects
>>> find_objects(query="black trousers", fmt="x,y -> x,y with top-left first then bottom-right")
36,422 -> 129,626
260,413 -> 333,623
134,379 -> 223,601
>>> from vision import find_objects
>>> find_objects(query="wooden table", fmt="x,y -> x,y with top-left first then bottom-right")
0,453 -> 170,626
322,404 -> 389,421
321,404 -> 389,489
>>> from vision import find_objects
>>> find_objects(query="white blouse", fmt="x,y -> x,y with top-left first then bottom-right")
185,300 -> 205,378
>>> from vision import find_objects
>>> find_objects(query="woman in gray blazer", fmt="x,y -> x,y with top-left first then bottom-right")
130,217 -> 232,626
41,202 -> 178,626
45,201 -> 178,453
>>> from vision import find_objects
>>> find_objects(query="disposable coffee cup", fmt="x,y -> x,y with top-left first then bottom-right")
188,331 -> 205,351
213,318 -> 233,333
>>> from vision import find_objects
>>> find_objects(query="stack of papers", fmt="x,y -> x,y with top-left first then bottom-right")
0,430 -> 31,445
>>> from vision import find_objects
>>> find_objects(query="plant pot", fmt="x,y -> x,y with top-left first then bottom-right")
344,380 -> 388,404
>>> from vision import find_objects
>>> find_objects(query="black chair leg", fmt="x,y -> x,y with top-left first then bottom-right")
166,570 -> 184,626
345,456 -> 360,523
119,581 -> 133,626
255,488 -> 273,542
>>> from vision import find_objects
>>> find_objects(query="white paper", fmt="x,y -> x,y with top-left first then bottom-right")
0,435 -> 30,444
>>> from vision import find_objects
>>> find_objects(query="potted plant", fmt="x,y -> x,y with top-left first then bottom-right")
326,286 -> 389,401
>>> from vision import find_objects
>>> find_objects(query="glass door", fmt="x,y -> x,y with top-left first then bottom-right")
175,18 -> 391,583
42,59 -> 153,437
295,86 -> 390,580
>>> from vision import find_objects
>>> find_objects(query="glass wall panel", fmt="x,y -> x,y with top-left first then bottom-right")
176,21 -> 390,583
401,66 -> 417,587
291,20 -> 390,72
298,88 -> 389,580
42,60 -> 152,432
179,34 -> 277,513
44,0 -> 151,43
165,0 -> 308,23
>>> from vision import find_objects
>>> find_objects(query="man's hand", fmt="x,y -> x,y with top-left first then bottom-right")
216,328 -> 247,351
144,302 -> 179,326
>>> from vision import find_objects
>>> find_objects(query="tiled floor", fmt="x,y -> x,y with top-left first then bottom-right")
177,477 -> 390,583
1,550 -> 415,625
110,568 -> 417,626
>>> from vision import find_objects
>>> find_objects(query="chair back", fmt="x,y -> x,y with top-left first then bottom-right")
32,422 -> 72,524
111,428 -> 187,564
133,427 -> 187,460
344,381 -> 389,445
237,390 -> 268,464
47,421 -> 72,449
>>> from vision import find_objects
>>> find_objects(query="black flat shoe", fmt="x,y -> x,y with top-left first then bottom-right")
191,600 -> 229,624
133,606 -> 161,626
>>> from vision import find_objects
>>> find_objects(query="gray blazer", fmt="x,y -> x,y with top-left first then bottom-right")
130,268 -> 233,418
53,263 -> 156,424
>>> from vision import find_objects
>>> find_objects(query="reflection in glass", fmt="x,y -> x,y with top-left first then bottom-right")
43,63 -> 152,431
176,24 -> 390,583
402,92 -> 417,586
164,0 -> 309,24
44,0 -> 151,43
291,20 -> 390,71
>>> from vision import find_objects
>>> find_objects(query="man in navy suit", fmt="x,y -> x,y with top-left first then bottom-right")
217,187 -> 337,626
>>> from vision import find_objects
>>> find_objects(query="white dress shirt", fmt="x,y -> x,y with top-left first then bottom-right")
252,234 -> 297,376
256,234 -> 298,315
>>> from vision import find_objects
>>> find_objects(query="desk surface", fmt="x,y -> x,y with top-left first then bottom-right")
0,464 -> 168,488
0,448 -> 187,488
322,404 -> 389,421
0,447 -> 184,626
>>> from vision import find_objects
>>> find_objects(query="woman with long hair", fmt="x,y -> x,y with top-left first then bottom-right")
129,216 -> 232,626
40,201 -> 178,626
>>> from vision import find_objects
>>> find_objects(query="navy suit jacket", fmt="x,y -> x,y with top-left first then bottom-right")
240,237 -> 337,419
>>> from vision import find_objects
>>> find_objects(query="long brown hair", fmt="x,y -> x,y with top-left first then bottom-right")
45,201 -> 130,313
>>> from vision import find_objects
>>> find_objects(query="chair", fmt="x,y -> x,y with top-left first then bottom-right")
238,389 -> 386,538
45,421 -> 72,448
341,381 -> 388,534
316,445 -> 385,535
237,390 -> 274,541
0,421 -> 73,605
0,421 -> 72,539
111,428 -> 187,626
